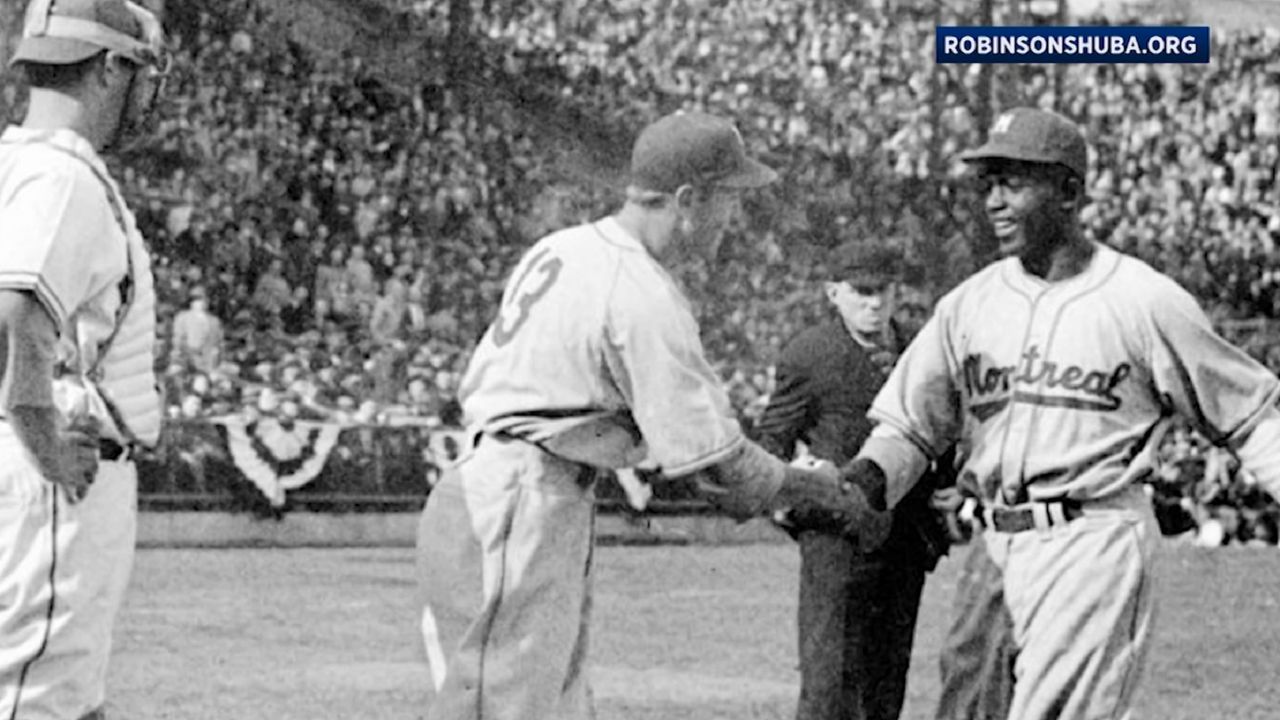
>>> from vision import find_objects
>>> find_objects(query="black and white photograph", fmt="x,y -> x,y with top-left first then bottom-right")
1,0 -> 1279,718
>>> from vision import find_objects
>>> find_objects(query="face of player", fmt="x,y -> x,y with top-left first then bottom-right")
674,185 -> 742,261
826,279 -> 889,339
977,160 -> 1074,263
103,52 -> 168,151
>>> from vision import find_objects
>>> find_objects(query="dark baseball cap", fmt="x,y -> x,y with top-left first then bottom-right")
829,241 -> 902,289
960,107 -> 1087,179
9,0 -> 155,68
630,111 -> 778,193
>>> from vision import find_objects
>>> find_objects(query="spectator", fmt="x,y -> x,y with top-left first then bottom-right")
280,285 -> 313,336
171,288 -> 225,373
370,280 -> 408,346
314,245 -> 347,304
345,243 -> 378,305
252,258 -> 292,316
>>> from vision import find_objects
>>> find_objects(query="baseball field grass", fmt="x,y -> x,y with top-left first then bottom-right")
109,538 -> 1280,720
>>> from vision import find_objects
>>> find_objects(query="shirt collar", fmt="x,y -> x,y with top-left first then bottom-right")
592,216 -> 648,254
1,125 -> 110,178
1001,241 -> 1116,295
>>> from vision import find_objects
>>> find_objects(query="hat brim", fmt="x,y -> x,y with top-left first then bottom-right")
959,142 -> 1080,176
715,158 -> 779,189
9,37 -> 105,67
836,269 -> 896,289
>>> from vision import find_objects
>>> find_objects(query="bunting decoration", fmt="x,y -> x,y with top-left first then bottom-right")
220,417 -> 344,507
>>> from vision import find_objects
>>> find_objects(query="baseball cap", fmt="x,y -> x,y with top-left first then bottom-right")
630,111 -> 778,193
9,0 -> 158,68
829,241 -> 902,291
959,107 -> 1087,179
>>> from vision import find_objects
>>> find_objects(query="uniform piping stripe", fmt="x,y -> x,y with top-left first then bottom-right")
1009,247 -> 1122,494
1108,523 -> 1151,719
7,493 -> 60,720
995,286 -> 1044,502
0,275 -> 68,328
475,483 -> 524,720
997,261 -> 1037,304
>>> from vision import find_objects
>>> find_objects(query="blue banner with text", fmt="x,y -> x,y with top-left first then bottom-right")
935,26 -> 1211,64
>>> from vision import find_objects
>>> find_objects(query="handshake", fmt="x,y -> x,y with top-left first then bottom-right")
773,455 -> 893,552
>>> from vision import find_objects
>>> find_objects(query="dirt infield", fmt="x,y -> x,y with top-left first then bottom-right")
108,541 -> 1280,720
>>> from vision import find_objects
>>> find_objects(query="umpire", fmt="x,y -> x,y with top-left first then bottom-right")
757,240 -> 950,720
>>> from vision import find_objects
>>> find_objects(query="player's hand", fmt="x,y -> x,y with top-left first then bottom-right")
835,458 -> 894,552
929,486 -> 972,544
55,418 -> 100,504
615,467 -> 654,513
778,457 -> 892,552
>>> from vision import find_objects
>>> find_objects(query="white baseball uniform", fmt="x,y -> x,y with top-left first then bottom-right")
417,216 -> 780,720
863,242 -> 1280,720
0,127 -> 162,720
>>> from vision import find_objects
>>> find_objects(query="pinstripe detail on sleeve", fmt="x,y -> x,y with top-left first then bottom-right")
0,272 -> 68,328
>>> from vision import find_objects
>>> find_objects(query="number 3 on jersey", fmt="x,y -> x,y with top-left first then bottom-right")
492,247 -> 563,347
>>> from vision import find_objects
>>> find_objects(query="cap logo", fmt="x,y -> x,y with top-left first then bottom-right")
991,112 -> 1015,135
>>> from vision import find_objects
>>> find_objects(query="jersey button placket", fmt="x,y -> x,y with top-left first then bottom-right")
999,288 -> 1051,504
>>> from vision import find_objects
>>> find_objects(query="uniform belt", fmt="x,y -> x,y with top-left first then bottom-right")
99,438 -> 133,462
476,431 -> 597,485
964,498 -> 1083,534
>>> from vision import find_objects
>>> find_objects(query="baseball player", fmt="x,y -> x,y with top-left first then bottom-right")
0,1 -> 168,717
416,110 -> 884,720
838,107 -> 1280,720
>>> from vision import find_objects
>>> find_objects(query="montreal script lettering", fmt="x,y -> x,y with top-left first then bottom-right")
963,345 -> 1132,418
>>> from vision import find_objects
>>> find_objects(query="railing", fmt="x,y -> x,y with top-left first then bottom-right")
136,419 -> 712,516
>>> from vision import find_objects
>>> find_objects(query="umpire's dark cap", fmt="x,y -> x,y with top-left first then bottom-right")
829,241 -> 902,289
630,111 -> 778,194
960,107 -> 1087,179
10,0 -> 151,68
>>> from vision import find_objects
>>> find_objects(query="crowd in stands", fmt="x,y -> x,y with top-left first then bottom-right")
3,0 -> 1280,538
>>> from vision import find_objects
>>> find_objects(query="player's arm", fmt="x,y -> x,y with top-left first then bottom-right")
603,285 -> 876,531
1232,409 -> 1280,501
0,158 -> 114,502
843,308 -> 963,511
752,345 -> 814,459
0,290 -> 94,501
1145,285 -> 1280,498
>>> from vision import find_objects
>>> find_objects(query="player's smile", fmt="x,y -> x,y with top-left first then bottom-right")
990,215 -> 1020,241
978,162 -> 1063,259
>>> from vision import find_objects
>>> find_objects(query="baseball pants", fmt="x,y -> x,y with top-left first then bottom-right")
417,434 -> 597,720
795,532 -> 925,720
0,428 -> 138,720
934,540 -> 1015,720
984,489 -> 1159,720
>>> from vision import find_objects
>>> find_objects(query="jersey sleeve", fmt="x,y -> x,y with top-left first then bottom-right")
603,279 -> 744,477
867,306 -> 963,459
0,157 -> 112,329
1144,283 -> 1280,445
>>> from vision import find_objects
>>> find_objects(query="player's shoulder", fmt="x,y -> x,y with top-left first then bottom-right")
0,139 -> 95,198
531,219 -> 637,272
931,257 -> 1012,316
1100,244 -> 1200,308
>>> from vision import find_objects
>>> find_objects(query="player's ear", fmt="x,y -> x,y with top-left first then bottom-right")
672,184 -> 697,211
1058,172 -> 1084,209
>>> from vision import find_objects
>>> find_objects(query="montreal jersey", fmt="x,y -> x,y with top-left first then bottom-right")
869,242 -> 1280,503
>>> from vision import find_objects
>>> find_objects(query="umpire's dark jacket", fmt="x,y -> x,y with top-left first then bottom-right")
755,318 -> 947,568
